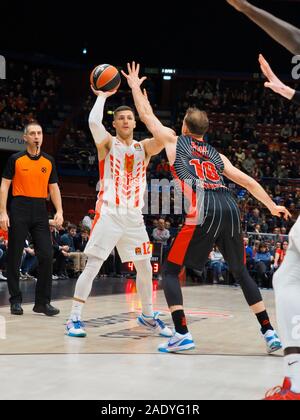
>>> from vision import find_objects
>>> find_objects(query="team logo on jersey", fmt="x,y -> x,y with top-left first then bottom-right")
134,143 -> 142,152
135,247 -> 142,255
41,167 -> 47,173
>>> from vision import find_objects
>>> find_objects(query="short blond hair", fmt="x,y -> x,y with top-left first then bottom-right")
184,108 -> 209,136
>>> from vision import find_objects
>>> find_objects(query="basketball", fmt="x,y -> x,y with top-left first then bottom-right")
90,64 -> 121,92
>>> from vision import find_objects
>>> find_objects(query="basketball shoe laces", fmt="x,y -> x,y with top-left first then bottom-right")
73,320 -> 85,329
155,317 -> 166,329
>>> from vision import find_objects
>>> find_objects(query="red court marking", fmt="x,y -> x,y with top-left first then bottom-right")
154,308 -> 233,319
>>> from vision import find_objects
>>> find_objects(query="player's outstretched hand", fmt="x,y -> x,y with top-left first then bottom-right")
259,54 -> 295,100
121,62 -> 147,90
270,205 -> 292,221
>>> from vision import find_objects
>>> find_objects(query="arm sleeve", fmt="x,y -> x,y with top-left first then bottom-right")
2,155 -> 16,179
88,96 -> 108,144
292,91 -> 300,106
49,157 -> 59,184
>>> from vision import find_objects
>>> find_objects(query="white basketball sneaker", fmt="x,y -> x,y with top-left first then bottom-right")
158,331 -> 195,353
66,316 -> 86,338
263,329 -> 282,354
137,311 -> 173,337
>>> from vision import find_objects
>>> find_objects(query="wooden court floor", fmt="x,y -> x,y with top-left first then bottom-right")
0,282 -> 283,400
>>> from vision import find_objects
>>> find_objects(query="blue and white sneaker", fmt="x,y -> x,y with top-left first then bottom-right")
263,329 -> 282,354
66,317 -> 86,338
137,311 -> 172,337
158,331 -> 195,353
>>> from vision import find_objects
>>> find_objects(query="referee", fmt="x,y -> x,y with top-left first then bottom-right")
0,121 -> 63,316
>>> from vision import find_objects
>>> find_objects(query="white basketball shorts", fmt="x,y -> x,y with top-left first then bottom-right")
84,207 -> 152,262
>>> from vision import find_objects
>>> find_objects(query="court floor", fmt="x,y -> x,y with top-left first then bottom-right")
0,279 -> 282,400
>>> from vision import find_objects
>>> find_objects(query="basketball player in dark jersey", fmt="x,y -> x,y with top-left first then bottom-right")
122,62 -> 291,353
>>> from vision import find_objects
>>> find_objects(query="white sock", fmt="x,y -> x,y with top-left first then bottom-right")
71,300 -> 85,320
284,354 -> 300,393
70,256 -> 104,320
134,259 -> 154,318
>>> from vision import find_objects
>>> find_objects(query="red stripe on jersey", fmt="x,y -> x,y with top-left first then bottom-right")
110,155 -> 121,205
171,165 -> 199,219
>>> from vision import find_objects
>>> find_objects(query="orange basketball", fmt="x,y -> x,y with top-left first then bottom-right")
90,64 -> 121,92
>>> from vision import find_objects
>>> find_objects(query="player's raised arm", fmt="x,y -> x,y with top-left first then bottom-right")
259,54 -> 300,105
122,62 -> 176,146
227,0 -> 300,55
220,154 -> 291,220
88,88 -> 117,158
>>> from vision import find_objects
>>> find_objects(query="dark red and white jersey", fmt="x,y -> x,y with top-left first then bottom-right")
171,135 -> 227,192
96,137 -> 147,214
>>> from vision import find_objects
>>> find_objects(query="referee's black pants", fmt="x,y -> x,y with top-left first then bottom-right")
7,197 -> 53,305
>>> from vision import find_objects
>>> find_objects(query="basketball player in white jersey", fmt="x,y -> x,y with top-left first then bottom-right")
66,86 -> 172,338
228,0 -> 300,399
258,56 -> 300,400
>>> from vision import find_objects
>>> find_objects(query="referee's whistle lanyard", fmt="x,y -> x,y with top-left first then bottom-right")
35,142 -> 39,157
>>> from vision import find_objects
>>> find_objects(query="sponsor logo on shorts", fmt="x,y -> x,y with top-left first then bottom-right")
135,247 -> 142,255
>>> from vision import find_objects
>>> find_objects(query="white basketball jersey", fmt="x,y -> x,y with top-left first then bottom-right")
96,137 -> 147,212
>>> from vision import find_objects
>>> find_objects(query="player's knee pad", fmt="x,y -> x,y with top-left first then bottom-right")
237,265 -> 262,306
162,260 -> 181,277
230,265 -> 247,281
161,261 -> 183,306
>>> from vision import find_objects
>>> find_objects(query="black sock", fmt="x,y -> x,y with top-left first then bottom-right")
172,310 -> 188,335
256,310 -> 273,334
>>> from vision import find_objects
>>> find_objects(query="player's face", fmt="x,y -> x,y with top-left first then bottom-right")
113,111 -> 136,137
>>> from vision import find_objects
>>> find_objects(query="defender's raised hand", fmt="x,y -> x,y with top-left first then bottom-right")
121,62 -> 147,90
259,54 -> 295,100
270,205 -> 292,221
